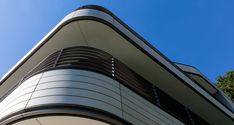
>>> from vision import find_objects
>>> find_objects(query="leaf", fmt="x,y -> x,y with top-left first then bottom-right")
216,71 -> 234,102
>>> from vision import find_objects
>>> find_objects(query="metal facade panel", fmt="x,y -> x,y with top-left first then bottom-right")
0,74 -> 42,120
121,85 -> 183,125
0,69 -> 187,125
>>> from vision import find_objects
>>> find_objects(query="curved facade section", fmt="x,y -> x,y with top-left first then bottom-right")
0,47 -> 210,125
0,5 -> 233,125
0,73 -> 41,121
0,69 -> 186,125
27,69 -> 122,117
0,69 -> 122,124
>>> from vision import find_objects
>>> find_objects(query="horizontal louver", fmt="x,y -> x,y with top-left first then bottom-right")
22,46 -> 209,125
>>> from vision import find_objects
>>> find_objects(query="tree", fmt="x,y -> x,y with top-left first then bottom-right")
216,71 -> 234,101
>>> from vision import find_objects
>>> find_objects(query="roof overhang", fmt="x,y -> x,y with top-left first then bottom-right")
175,63 -> 218,95
0,5 -> 233,124
176,63 -> 234,113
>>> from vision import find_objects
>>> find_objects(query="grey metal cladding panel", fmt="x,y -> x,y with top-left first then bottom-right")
26,69 -> 122,118
0,101 -> 28,120
173,119 -> 184,125
0,69 -> 123,122
35,81 -> 120,101
0,98 -> 28,119
121,85 -> 183,125
0,94 -> 30,115
122,104 -> 156,125
122,98 -> 168,125
0,74 -> 42,120
31,88 -> 121,108
43,69 -> 119,88
27,96 -> 122,117
21,73 -> 43,85
123,112 -> 148,125
1,69 -> 183,125
122,92 -> 173,124
0,87 -> 33,110
7,78 -> 40,99
121,85 -> 172,122
0,75 -> 41,105
40,72 -> 120,93
11,73 -> 42,96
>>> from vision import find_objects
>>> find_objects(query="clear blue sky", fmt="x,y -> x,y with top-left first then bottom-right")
0,0 -> 234,83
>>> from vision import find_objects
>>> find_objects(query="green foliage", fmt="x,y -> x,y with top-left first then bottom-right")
216,71 -> 234,101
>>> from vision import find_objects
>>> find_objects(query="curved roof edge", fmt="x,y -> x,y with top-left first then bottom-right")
0,5 -> 233,123
175,62 -> 218,91
175,62 -> 234,113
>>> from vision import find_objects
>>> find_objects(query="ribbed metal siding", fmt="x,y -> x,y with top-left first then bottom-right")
24,46 -> 155,104
121,85 -> 179,125
0,73 -> 42,120
0,46 -> 209,125
0,69 -> 185,125
27,69 -> 122,117
0,69 -> 122,122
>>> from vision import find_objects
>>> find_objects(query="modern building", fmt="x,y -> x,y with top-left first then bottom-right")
0,5 -> 233,125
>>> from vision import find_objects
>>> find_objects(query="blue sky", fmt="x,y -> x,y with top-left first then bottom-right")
0,0 -> 234,83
